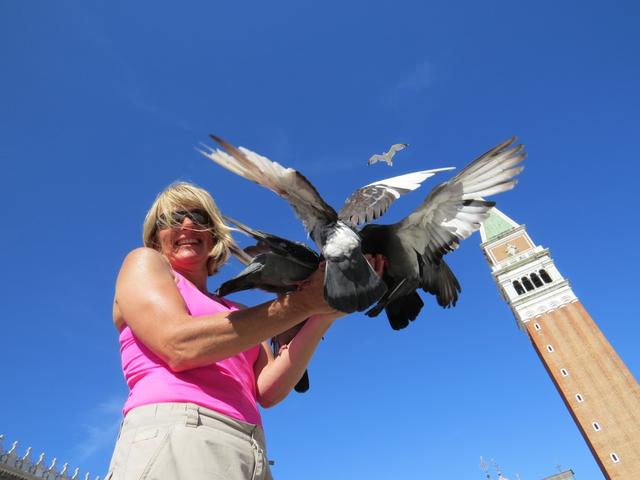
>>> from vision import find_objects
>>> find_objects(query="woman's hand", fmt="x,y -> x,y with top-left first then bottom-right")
289,262 -> 338,316
254,253 -> 388,406
291,254 -> 387,316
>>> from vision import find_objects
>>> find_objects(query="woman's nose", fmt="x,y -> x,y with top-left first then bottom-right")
181,215 -> 195,227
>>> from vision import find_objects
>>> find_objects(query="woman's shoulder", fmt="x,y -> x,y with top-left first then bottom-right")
117,247 -> 174,285
124,246 -> 164,262
114,248 -> 181,330
121,247 -> 171,270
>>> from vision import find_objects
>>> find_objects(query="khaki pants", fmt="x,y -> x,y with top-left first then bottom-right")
106,403 -> 273,480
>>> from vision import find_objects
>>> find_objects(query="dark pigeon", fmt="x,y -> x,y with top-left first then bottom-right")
218,216 -> 319,393
359,137 -> 526,329
217,215 -> 320,297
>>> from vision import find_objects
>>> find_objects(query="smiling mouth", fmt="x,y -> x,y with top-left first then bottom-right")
175,239 -> 201,246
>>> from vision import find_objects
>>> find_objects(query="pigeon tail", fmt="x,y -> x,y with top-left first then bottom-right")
421,259 -> 461,308
365,277 -> 408,318
294,370 -> 310,393
365,300 -> 385,318
385,291 -> 424,330
364,276 -> 422,323
324,253 -> 387,313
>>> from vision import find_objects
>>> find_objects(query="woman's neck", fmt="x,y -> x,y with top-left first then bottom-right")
173,265 -> 209,293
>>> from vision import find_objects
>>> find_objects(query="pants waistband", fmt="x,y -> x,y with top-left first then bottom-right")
123,403 -> 267,449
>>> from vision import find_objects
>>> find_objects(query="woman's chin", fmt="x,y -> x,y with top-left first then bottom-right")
170,251 -> 207,268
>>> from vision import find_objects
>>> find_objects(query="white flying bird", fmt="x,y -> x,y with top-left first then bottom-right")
199,135 -> 452,313
368,143 -> 409,166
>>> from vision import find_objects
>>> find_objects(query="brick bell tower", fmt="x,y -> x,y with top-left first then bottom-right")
479,208 -> 640,479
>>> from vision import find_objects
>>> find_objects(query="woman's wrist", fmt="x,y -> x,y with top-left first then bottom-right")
308,311 -> 343,328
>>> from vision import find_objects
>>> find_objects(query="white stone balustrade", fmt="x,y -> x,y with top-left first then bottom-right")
0,435 -> 100,480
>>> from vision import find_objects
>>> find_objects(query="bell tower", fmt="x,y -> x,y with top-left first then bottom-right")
479,208 -> 640,479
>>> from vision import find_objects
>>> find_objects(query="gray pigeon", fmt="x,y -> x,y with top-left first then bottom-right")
359,137 -> 526,329
368,143 -> 409,167
218,216 -> 318,393
218,215 -> 320,297
199,135 -> 450,313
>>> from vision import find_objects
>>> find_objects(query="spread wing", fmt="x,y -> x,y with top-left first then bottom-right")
199,135 -> 337,236
338,168 -> 454,227
368,143 -> 408,165
395,137 -> 525,263
223,215 -> 320,268
368,153 -> 385,165
228,242 -> 254,266
387,143 -> 408,155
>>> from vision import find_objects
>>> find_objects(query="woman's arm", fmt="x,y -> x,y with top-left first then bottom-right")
114,247 -> 335,372
254,312 -> 341,408
253,254 -> 386,407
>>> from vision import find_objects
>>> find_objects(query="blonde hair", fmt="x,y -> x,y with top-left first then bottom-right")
142,181 -> 234,275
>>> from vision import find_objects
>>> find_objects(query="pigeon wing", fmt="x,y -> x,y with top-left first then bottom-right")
224,215 -> 320,268
199,135 -> 338,236
395,137 -> 525,263
228,241 -> 254,266
338,168 -> 454,227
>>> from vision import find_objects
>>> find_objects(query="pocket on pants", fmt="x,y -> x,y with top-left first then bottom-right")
106,426 -> 134,480
123,425 -> 173,480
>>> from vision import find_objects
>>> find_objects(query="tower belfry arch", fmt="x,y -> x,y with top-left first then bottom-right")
479,208 -> 640,479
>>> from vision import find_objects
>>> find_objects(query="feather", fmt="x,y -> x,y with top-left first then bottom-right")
361,137 -> 525,329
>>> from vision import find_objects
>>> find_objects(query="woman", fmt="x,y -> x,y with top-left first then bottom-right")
107,181 -> 383,480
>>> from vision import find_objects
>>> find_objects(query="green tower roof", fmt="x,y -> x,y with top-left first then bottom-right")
480,208 -> 519,243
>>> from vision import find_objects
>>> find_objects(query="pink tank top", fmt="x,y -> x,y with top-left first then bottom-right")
120,271 -> 262,425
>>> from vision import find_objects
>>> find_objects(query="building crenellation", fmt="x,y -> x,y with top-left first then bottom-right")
0,435 -> 99,480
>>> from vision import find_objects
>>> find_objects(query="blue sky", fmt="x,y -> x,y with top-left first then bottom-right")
1,1 -> 639,478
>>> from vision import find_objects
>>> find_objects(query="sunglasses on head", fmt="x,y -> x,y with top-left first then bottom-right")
157,209 -> 211,228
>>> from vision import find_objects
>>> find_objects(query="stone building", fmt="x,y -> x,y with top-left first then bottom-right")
479,208 -> 640,479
